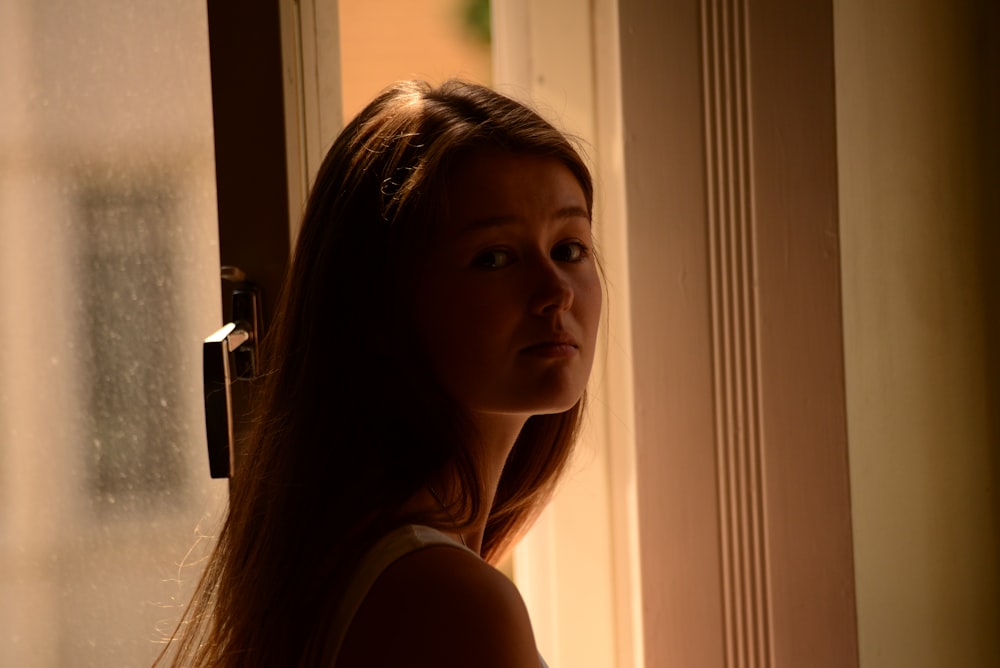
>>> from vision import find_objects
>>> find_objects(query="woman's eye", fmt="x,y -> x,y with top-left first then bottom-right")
472,249 -> 513,270
552,241 -> 589,263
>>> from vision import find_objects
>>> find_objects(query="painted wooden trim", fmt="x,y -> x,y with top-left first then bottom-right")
619,0 -> 858,665
747,1 -> 858,665
700,1 -> 773,665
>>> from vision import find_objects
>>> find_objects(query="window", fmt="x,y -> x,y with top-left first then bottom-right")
0,2 -> 226,665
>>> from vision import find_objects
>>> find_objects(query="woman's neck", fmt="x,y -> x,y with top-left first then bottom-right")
462,412 -> 529,553
408,411 -> 528,555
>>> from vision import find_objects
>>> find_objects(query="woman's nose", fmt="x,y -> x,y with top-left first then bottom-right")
530,260 -> 574,315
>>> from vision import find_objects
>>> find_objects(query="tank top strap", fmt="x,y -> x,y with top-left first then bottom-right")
328,524 -> 548,667
327,524 -> 473,663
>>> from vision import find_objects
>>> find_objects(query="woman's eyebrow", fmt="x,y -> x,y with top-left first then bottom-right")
553,205 -> 591,221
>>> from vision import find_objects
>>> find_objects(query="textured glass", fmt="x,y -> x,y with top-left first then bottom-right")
0,2 -> 228,666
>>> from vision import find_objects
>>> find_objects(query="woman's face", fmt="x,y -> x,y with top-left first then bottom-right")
414,149 -> 602,422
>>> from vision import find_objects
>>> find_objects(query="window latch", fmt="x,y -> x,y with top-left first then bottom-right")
202,269 -> 261,479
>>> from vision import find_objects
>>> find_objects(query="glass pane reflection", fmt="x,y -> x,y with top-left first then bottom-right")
0,2 -> 227,666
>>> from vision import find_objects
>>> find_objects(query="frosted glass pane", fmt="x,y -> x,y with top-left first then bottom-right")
0,2 -> 228,666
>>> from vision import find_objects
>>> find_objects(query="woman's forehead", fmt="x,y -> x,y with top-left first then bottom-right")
440,150 -> 587,223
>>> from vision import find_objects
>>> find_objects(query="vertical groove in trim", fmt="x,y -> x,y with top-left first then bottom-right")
701,0 -> 772,666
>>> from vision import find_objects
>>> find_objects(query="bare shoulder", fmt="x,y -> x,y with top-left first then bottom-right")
336,545 -> 541,668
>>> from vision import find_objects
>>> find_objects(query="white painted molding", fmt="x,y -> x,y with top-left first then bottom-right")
700,1 -> 773,666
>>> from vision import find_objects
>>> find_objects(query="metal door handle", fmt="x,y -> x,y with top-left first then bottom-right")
203,280 -> 260,478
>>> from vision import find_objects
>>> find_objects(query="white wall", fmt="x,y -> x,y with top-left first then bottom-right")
835,1 -> 1000,665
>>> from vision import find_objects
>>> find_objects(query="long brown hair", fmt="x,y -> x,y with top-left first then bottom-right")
158,80 -> 594,667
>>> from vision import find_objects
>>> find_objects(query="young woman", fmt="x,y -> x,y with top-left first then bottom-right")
159,79 -> 602,667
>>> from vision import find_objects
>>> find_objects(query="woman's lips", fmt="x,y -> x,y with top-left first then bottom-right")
521,341 -> 579,358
